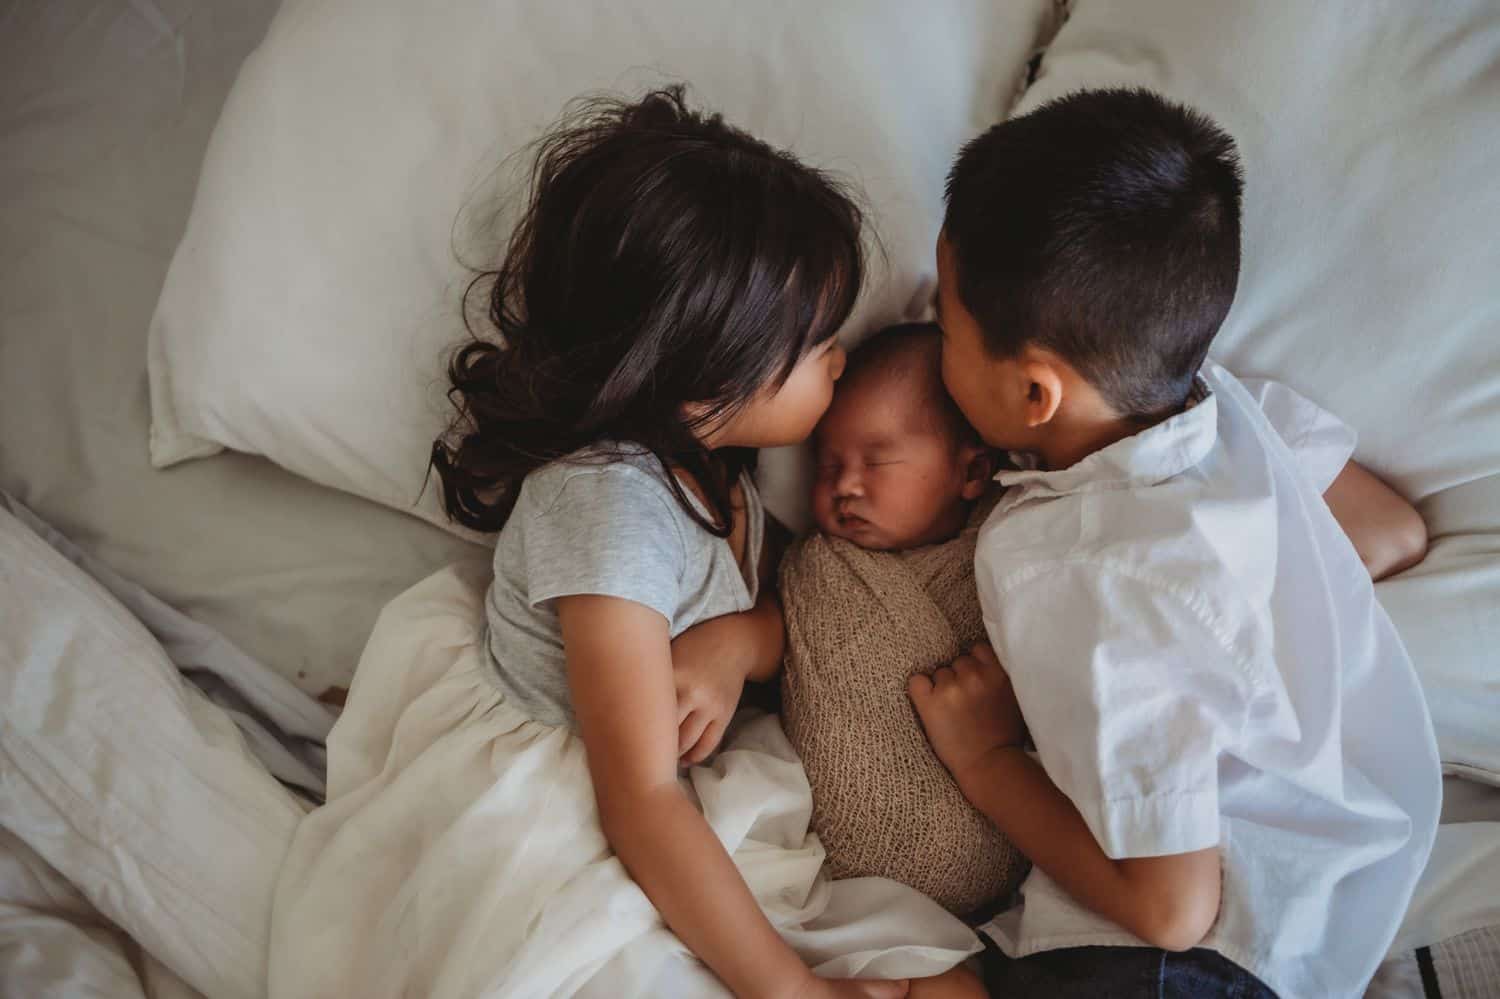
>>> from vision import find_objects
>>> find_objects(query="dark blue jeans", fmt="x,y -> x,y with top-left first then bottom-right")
979,942 -> 1278,998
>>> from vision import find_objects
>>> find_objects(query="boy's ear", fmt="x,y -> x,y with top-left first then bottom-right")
1020,355 -> 1065,428
959,443 -> 995,501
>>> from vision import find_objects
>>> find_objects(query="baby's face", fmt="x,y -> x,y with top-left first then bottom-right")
811,379 -> 975,551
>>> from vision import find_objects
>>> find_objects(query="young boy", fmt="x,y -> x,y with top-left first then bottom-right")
906,88 -> 1441,998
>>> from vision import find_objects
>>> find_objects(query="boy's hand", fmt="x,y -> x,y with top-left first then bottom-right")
908,643 -> 1027,785
670,613 -> 754,764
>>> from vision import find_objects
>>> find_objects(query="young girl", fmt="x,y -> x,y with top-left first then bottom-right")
269,88 -> 976,998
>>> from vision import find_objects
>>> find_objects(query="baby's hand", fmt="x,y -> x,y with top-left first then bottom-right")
670,614 -> 753,764
908,644 -> 1027,784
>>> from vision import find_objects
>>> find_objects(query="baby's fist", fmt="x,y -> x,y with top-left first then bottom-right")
908,644 -> 1027,783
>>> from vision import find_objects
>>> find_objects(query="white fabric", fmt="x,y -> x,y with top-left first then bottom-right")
270,562 -> 980,998
1013,0 -> 1500,783
0,827 -> 204,999
1369,820 -> 1500,998
145,0 -> 1059,534
1235,378 -> 1359,495
1390,822 -> 1500,956
1,490 -> 336,799
974,365 -> 1441,998
0,503 -> 309,999
0,0 -> 478,696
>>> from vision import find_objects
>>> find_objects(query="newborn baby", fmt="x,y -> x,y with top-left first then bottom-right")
811,324 -> 991,550
780,322 -> 1027,916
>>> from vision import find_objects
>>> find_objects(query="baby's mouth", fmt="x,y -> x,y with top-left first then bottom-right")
837,511 -> 869,531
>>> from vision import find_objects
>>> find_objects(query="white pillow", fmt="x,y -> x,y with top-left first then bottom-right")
1017,0 -> 1500,781
148,0 -> 1059,533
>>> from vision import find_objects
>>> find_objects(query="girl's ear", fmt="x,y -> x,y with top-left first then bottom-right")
959,443 -> 995,501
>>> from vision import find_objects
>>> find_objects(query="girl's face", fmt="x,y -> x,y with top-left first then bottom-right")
701,337 -> 847,449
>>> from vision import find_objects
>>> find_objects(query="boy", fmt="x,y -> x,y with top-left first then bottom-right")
907,89 -> 1440,998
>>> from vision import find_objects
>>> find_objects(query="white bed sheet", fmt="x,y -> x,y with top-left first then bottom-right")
0,826 -> 204,999
5,3 -> 1500,996
0,0 -> 478,695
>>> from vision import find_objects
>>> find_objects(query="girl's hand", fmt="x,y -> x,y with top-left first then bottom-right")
907,643 -> 1027,786
671,590 -> 787,764
671,613 -> 754,763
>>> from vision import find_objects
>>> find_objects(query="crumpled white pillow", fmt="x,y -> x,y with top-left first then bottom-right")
147,0 -> 1059,533
1018,0 -> 1500,782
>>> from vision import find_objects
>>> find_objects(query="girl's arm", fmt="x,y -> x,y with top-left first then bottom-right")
559,595 -> 901,999
669,514 -> 790,762
669,589 -> 785,762
1323,461 -> 1427,580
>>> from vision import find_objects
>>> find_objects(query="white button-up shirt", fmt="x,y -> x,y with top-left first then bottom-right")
975,363 -> 1440,998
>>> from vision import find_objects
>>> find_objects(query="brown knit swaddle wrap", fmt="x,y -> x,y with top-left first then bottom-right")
778,507 -> 1028,916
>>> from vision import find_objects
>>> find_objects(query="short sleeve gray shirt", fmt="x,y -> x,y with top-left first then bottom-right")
484,446 -> 763,728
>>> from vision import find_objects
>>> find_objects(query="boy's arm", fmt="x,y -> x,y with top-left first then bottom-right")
1323,461 -> 1427,580
956,745 -> 1221,952
909,645 -> 1221,952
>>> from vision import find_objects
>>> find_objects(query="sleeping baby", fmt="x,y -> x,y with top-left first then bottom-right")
779,321 -> 1027,916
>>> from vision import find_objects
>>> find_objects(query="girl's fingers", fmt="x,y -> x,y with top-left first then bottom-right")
854,979 -> 910,998
684,718 -> 726,765
906,673 -> 934,699
678,711 -> 709,757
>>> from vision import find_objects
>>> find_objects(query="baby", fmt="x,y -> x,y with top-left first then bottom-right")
779,321 -> 1026,917
811,323 -> 991,551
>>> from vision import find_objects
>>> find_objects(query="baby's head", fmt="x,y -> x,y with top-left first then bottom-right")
936,88 -> 1244,457
812,323 -> 991,550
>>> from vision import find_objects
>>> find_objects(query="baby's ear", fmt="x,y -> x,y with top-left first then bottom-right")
959,443 -> 995,501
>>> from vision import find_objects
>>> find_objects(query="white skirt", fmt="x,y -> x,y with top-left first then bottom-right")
269,563 -> 979,999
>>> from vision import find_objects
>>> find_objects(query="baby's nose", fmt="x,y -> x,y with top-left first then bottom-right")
834,466 -> 863,498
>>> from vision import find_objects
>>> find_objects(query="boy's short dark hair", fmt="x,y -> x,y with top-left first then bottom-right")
943,87 -> 1244,420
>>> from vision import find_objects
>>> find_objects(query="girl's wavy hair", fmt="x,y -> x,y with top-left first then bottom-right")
431,85 -> 865,535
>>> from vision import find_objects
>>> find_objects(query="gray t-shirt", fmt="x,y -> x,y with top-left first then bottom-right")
485,446 -> 763,728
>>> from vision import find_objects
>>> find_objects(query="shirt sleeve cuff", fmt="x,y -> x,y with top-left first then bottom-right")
1085,790 -> 1221,860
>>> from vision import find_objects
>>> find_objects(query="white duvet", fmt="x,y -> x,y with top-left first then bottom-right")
268,562 -> 980,998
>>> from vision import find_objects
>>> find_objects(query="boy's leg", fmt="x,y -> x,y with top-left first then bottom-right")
976,945 -> 1278,998
979,945 -> 1161,997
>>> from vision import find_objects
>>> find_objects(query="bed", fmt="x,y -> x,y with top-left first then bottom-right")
2,1 -> 1498,997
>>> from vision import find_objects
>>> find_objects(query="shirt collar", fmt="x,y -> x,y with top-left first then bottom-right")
995,376 -> 1217,501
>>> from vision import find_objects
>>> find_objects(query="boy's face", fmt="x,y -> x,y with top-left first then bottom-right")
935,233 -> 1033,451
811,375 -> 977,551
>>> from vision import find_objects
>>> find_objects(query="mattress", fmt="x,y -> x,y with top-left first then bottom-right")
0,0 -> 480,695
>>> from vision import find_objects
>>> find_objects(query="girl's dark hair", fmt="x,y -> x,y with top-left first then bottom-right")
431,85 -> 864,535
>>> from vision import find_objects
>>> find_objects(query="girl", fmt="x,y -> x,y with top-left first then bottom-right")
270,88 -> 972,997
